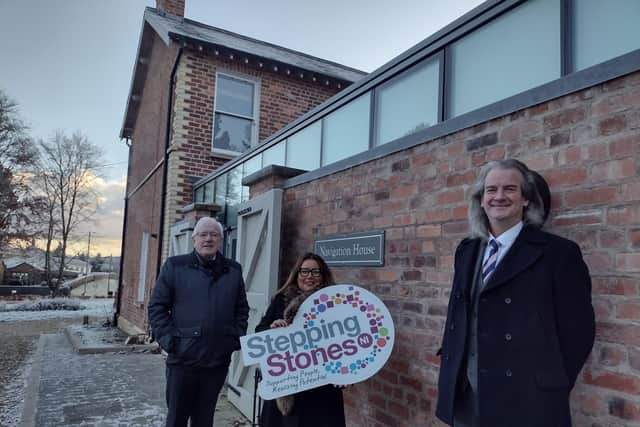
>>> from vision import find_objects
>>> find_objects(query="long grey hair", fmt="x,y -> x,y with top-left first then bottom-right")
468,159 -> 545,239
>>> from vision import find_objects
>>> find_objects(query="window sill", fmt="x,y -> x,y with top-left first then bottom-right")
211,148 -> 243,160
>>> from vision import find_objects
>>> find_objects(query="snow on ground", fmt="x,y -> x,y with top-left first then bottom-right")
0,349 -> 35,427
67,324 -> 129,347
0,298 -> 114,322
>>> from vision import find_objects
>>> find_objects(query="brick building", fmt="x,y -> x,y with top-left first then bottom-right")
115,0 -> 365,336
192,0 -> 640,425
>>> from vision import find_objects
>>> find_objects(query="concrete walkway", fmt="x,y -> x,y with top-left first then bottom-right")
21,333 -> 250,426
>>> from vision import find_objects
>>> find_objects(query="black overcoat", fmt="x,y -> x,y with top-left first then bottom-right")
148,251 -> 250,368
436,226 -> 595,427
255,293 -> 346,427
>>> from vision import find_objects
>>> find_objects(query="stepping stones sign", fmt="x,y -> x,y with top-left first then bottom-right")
240,284 -> 395,400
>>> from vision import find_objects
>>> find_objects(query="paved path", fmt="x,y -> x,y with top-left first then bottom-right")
23,333 -> 249,427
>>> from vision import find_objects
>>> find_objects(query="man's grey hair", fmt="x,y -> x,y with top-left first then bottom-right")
468,159 -> 545,239
192,217 -> 223,237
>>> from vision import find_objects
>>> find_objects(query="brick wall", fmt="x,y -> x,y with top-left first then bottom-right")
161,50 -> 343,261
118,33 -> 178,334
121,39 -> 347,332
276,71 -> 640,426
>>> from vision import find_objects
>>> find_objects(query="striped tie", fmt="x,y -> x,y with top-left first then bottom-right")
482,239 -> 500,283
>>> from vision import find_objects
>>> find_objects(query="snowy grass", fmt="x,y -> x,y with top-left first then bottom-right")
0,298 -> 85,312
0,298 -> 114,322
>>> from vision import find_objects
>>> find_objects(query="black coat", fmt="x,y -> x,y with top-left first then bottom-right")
148,251 -> 249,368
436,226 -> 595,427
255,293 -> 346,427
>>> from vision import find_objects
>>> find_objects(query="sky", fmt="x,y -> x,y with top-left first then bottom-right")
0,0 -> 484,255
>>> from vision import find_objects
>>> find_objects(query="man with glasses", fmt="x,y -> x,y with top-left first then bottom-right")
149,217 -> 249,427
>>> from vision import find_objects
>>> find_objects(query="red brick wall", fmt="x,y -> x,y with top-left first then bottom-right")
121,39 -> 349,332
276,71 -> 640,426
170,51 -> 343,207
118,33 -> 179,333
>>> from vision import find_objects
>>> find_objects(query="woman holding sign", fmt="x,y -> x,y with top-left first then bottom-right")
255,252 -> 346,427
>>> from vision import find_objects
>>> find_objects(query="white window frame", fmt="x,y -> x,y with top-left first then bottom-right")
137,232 -> 150,304
212,71 -> 261,157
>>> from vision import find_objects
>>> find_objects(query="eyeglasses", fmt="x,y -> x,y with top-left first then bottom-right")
298,268 -> 322,278
195,231 -> 221,239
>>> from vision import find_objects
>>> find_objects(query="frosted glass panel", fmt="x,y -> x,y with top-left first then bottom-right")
215,175 -> 227,206
262,142 -> 285,167
226,166 -> 242,227
448,0 -> 560,118
375,58 -> 439,146
286,121 -> 321,170
322,92 -> 371,166
204,181 -> 215,203
243,155 -> 262,176
573,0 -> 640,71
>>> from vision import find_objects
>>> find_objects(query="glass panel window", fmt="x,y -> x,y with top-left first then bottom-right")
375,58 -> 440,146
322,92 -> 371,166
573,0 -> 640,71
212,73 -> 259,154
448,0 -> 560,118
241,155 -> 262,202
286,121 -> 321,170
226,166 -> 242,227
213,113 -> 253,153
262,142 -> 286,167
194,186 -> 204,203
204,181 -> 215,203
216,74 -> 255,116
243,155 -> 262,177
215,174 -> 227,207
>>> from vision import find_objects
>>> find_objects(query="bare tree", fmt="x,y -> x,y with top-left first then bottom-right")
38,131 -> 102,294
0,90 -> 40,247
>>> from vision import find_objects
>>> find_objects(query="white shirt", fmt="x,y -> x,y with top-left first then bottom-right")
482,221 -> 524,269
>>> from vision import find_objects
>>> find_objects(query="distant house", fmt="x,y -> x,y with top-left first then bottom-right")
116,0 -> 365,336
63,259 -> 91,276
2,258 -> 45,286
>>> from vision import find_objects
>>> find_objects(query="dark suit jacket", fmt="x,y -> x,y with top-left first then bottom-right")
436,226 -> 595,427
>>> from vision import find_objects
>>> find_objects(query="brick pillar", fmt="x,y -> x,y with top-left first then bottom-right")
180,203 -> 222,225
242,164 -> 306,199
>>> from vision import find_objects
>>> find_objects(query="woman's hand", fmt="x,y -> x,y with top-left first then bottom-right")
270,319 -> 288,328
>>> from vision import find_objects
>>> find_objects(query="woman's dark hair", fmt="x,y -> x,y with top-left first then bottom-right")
276,252 -> 335,301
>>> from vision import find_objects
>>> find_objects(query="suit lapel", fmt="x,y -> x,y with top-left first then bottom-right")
456,238 -> 483,301
482,226 -> 546,293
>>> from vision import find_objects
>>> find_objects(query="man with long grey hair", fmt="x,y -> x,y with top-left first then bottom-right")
436,159 -> 595,427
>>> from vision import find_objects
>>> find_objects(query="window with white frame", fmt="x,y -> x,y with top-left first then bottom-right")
212,72 -> 260,155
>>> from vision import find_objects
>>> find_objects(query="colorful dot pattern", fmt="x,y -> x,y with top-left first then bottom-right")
301,286 -> 391,375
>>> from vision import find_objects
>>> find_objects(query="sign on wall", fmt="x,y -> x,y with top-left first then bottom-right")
240,284 -> 395,400
314,231 -> 385,266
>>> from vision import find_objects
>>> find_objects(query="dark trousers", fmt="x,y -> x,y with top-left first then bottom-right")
165,364 -> 228,427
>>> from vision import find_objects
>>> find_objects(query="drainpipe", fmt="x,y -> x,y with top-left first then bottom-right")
156,47 -> 183,279
114,139 -> 132,325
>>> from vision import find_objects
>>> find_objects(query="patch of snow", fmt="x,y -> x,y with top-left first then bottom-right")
67,324 -> 128,347
0,347 -> 35,427
0,298 -> 84,312
0,299 -> 114,322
